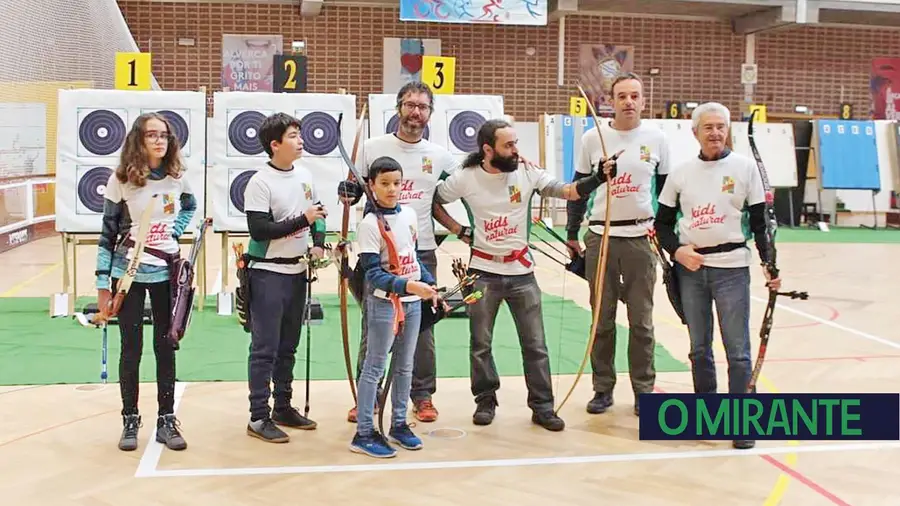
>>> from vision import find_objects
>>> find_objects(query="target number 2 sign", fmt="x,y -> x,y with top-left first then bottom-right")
422,56 -> 456,95
114,52 -> 152,91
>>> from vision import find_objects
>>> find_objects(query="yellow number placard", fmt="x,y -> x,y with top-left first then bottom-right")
422,56 -> 456,95
115,52 -> 152,91
840,102 -> 853,120
569,97 -> 587,117
749,104 -> 767,123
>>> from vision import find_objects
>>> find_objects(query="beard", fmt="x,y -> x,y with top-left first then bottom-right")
492,154 -> 519,173
399,116 -> 427,136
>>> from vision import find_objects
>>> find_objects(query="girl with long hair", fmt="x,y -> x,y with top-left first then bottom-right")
94,112 -> 197,452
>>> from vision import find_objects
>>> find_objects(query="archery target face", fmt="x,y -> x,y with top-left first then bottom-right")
294,109 -> 341,157
75,165 -> 113,215
384,111 -> 431,140
228,168 -> 257,216
226,109 -> 272,157
445,109 -> 489,154
141,108 -> 192,156
76,108 -> 128,157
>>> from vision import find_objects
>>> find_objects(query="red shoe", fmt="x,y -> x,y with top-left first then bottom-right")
413,399 -> 438,422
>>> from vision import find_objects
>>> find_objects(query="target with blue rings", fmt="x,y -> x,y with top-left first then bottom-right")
77,166 -> 113,214
228,111 -> 267,156
156,110 -> 190,149
299,111 -> 340,156
229,169 -> 257,215
448,110 -> 486,152
78,110 -> 127,156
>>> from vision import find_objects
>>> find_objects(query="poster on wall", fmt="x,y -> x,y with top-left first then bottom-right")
871,57 -> 900,120
221,34 -> 283,92
383,38 -> 441,94
579,44 -> 635,115
399,0 -> 547,25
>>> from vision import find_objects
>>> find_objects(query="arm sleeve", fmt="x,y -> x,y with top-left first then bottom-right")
439,151 -> 461,180
245,211 -> 309,242
310,182 -> 326,248
172,177 -> 197,239
95,175 -> 123,290
358,219 -> 412,295
435,170 -> 467,204
747,203 -> 771,263
654,172 -> 682,256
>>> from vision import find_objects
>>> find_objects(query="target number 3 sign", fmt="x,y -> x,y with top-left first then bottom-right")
422,56 -> 456,95
114,52 -> 152,91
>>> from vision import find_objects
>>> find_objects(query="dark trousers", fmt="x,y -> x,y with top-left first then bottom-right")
247,268 -> 308,421
584,232 -> 657,395
113,278 -> 176,417
355,249 -> 438,402
468,270 -> 554,413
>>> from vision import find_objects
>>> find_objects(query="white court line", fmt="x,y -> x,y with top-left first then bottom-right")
134,382 -> 189,478
140,441 -> 900,478
753,295 -> 900,350
211,268 -> 222,295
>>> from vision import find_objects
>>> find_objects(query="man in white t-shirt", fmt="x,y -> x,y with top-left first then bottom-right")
654,102 -> 782,451
338,82 -> 462,424
435,118 -> 616,432
566,73 -> 670,417
242,112 -> 328,444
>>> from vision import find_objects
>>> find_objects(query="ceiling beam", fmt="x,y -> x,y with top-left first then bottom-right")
732,3 -> 817,34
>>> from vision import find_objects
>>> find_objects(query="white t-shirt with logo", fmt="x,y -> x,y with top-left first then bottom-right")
358,134 -> 460,251
104,173 -> 190,267
243,163 -> 319,275
657,151 -> 765,269
437,166 -> 554,276
357,205 -> 422,302
576,120 -> 670,237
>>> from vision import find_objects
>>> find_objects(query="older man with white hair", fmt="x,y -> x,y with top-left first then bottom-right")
653,102 -> 782,450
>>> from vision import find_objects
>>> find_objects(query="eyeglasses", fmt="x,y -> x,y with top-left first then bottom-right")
144,131 -> 171,141
401,102 -> 432,112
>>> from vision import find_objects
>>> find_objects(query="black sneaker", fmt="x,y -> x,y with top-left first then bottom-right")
473,397 -> 497,426
273,406 -> 318,430
118,413 -> 142,451
247,417 -> 290,443
156,414 -> 187,451
586,391 -> 614,414
733,440 -> 756,450
532,410 -> 566,431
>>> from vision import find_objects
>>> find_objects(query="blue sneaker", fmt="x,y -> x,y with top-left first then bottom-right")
389,423 -> 423,450
349,432 -> 396,458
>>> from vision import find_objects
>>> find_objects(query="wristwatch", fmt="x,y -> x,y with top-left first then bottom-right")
457,225 -> 472,241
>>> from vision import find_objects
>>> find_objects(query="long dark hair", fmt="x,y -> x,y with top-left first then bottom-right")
461,118 -> 512,168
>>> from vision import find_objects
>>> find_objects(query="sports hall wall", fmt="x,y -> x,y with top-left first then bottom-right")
117,1 -> 900,120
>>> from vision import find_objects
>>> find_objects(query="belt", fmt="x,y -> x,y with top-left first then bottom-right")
373,288 -> 419,302
123,237 -> 180,263
471,246 -> 532,267
695,242 -> 747,255
589,217 -> 653,227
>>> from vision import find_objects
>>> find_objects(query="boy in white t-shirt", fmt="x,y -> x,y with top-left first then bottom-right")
350,156 -> 445,459
654,102 -> 783,451
435,119 -> 614,432
242,112 -> 328,444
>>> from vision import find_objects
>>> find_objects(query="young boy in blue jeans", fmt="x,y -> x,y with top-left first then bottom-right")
351,156 -> 446,458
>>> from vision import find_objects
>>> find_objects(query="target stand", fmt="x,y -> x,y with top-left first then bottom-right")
54,232 -> 208,317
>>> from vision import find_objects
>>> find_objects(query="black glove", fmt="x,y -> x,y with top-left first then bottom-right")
594,155 -> 618,183
338,180 -> 363,205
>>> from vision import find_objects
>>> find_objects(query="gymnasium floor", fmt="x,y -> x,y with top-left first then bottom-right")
1,228 -> 898,505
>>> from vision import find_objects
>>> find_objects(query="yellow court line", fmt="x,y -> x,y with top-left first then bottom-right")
653,312 -> 799,505
0,262 -> 62,297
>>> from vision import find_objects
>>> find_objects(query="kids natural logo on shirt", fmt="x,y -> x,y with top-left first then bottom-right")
611,172 -> 641,199
398,252 -> 420,276
508,185 -> 521,203
409,224 -> 417,244
303,183 -> 313,201
484,215 -> 519,242
400,179 -> 425,201
640,145 -> 651,162
721,176 -> 735,194
689,203 -> 726,230
162,194 -> 176,215
421,156 -> 433,174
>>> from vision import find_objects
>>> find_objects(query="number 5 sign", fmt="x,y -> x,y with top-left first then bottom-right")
422,56 -> 456,95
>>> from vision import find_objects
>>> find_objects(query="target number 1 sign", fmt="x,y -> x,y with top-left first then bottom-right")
422,56 -> 456,95
115,52 -> 152,91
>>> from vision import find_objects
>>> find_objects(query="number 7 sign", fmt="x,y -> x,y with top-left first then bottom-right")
422,56 -> 456,95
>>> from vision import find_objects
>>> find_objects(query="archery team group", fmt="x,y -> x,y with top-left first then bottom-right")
92,73 -> 784,459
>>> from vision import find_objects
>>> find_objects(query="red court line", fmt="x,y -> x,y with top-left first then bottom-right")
713,354 -> 900,365
653,386 -> 848,505
753,302 -> 840,330
760,455 -> 852,506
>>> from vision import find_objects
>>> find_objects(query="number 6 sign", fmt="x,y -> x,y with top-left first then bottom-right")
422,56 -> 456,95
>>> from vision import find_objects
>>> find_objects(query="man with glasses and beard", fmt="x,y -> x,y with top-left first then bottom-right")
434,119 -> 616,431
338,81 -> 463,424
566,72 -> 670,417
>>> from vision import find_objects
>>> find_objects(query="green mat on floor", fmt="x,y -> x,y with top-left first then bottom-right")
0,294 -> 687,386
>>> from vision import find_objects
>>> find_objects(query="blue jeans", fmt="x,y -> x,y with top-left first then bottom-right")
356,296 -> 421,435
676,264 -> 754,395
